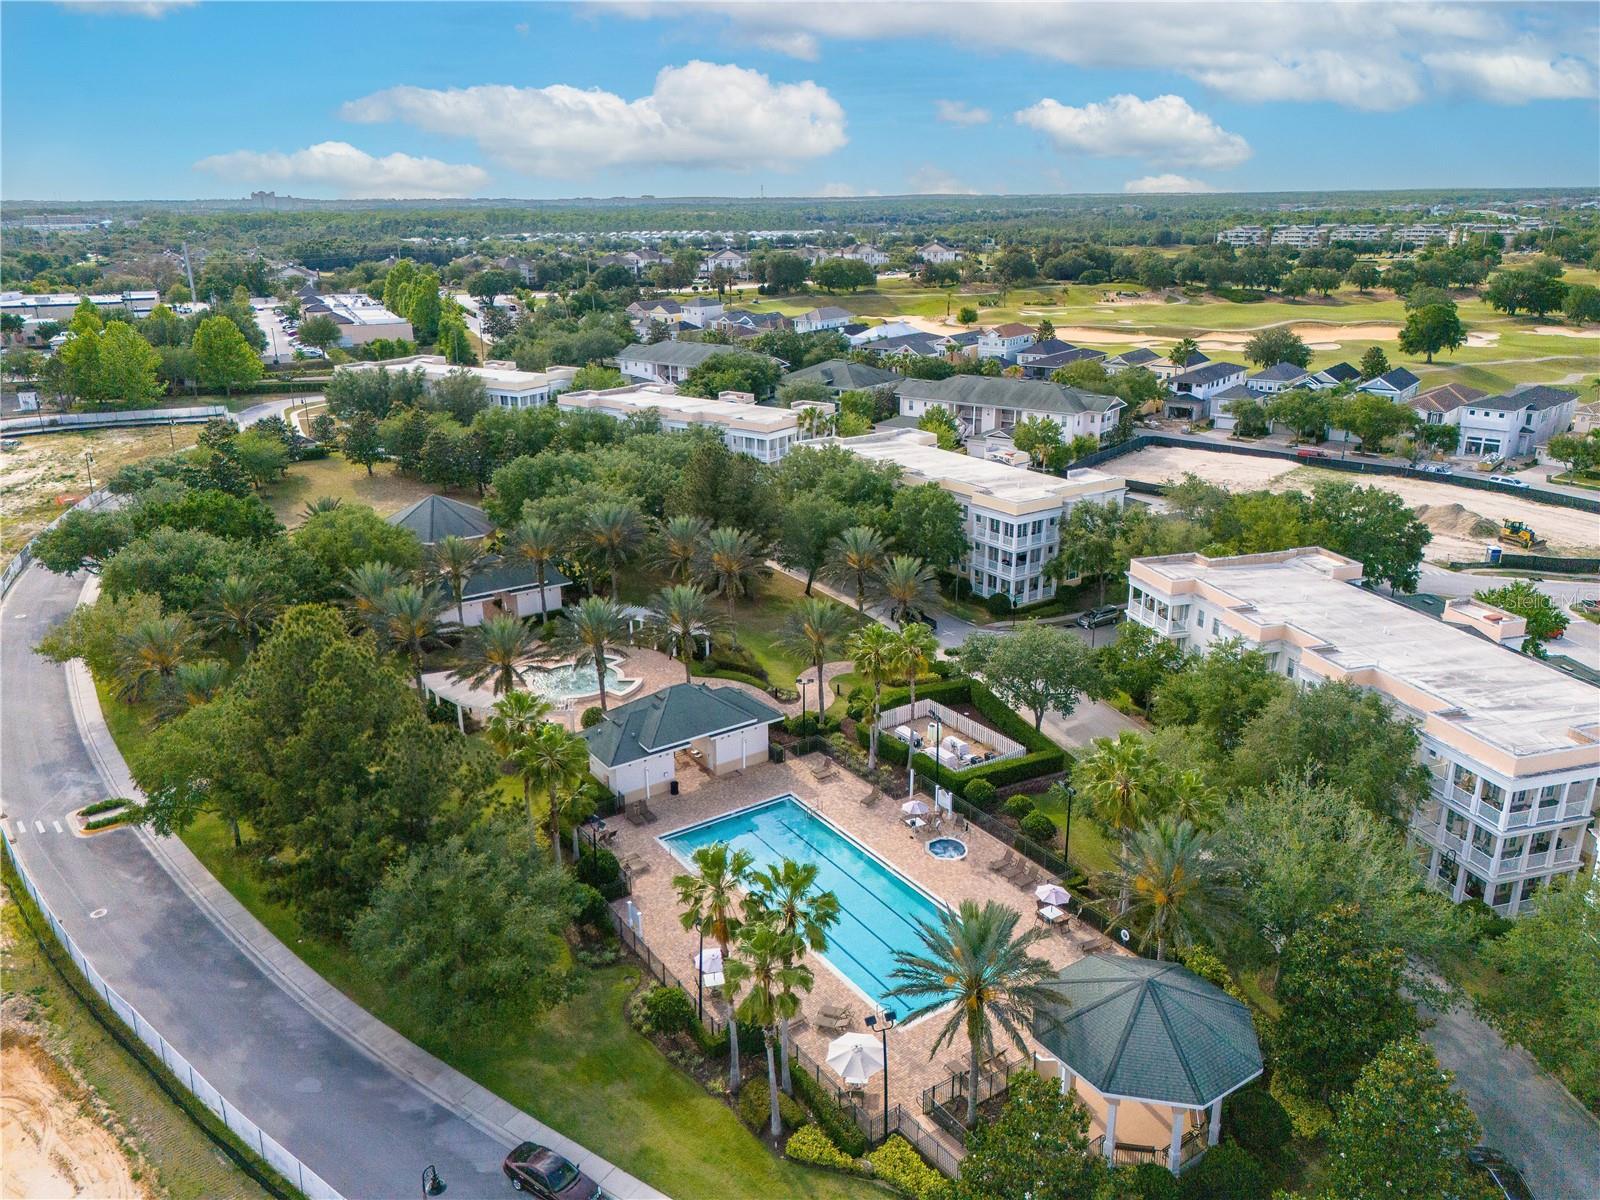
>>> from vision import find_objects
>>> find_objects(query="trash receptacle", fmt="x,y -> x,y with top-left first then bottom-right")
1488,545 -> 1502,565
669,779 -> 680,796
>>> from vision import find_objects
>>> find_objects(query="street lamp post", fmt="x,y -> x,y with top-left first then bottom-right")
797,676 -> 812,744
697,927 -> 705,1021
167,418 -> 176,449
864,1010 -> 897,1132
83,450 -> 95,491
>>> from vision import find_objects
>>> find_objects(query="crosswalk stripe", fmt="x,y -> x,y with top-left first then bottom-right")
52,821 -> 63,834
34,820 -> 44,833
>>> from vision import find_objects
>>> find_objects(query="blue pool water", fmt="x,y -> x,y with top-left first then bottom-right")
660,795 -> 948,1013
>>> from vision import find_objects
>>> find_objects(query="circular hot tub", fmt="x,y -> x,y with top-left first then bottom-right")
927,837 -> 968,861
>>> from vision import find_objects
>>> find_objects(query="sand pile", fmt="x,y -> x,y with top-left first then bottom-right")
1414,503 -> 1499,540
1,1039 -> 146,1199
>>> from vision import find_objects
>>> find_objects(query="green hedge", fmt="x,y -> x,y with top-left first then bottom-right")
868,1136 -> 949,1200
737,1077 -> 808,1133
792,1068 -> 868,1157
784,1124 -> 858,1171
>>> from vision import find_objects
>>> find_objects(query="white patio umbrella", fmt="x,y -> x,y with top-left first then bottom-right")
1035,883 -> 1071,907
826,1032 -> 886,1087
900,799 -> 931,817
695,946 -> 725,988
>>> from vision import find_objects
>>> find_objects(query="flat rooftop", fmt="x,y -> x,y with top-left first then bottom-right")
839,429 -> 1124,513
313,293 -> 408,326
558,383 -> 797,434
1135,548 -> 1600,759
340,355 -> 574,394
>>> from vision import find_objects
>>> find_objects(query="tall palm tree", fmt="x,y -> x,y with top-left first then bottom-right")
746,861 -> 840,1095
513,722 -> 590,865
779,597 -> 853,715
430,534 -> 486,627
648,583 -> 720,683
890,622 -> 939,709
849,622 -> 899,770
452,612 -> 539,696
507,515 -> 564,623
378,582 -> 453,696
888,900 -> 1057,1126
653,514 -> 711,583
117,614 -> 199,701
552,596 -> 629,711
700,526 -> 765,643
342,561 -> 411,631
725,924 -> 812,1138
823,525 -> 889,613
1074,732 -> 1166,912
1165,767 -> 1222,831
199,573 -> 279,650
873,555 -> 938,625
485,689 -> 554,819
577,501 -> 644,597
1110,817 -> 1241,961
674,843 -> 756,1091
1168,336 -> 1199,370
795,405 -> 837,440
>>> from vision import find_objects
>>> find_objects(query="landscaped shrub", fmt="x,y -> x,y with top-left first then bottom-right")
792,1069 -> 869,1157
574,846 -> 624,898
1109,1162 -> 1181,1200
784,1123 -> 858,1171
1019,811 -> 1058,845
570,883 -> 610,931
1223,1086 -> 1293,1161
639,984 -> 697,1036
81,797 -> 129,817
1268,1071 -> 1331,1140
1460,896 -> 1514,944
1176,1142 -> 1269,1200
737,1077 -> 808,1134
709,642 -> 768,681
983,591 -> 1013,617
963,779 -> 997,812
1003,793 -> 1035,820
867,1135 -> 949,1200
580,705 -> 604,729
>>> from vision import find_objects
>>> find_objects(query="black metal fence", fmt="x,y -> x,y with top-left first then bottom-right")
919,1055 -> 1023,1146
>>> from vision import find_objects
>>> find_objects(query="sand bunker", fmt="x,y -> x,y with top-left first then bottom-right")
1465,331 -> 1500,348
1,1040 -> 145,1200
1047,326 -> 1165,347
1288,322 -> 1399,342
1530,325 -> 1600,339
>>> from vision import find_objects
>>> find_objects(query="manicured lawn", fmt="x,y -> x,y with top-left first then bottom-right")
262,453 -> 450,527
729,570 -> 868,691
1029,793 -> 1120,879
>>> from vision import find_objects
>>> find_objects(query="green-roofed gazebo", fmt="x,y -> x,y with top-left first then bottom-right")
386,494 -> 493,545
1032,955 -> 1263,1174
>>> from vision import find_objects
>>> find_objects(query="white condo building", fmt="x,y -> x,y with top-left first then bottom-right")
556,381 -> 802,463
839,429 -> 1126,605
1126,548 -> 1598,917
336,355 -> 576,409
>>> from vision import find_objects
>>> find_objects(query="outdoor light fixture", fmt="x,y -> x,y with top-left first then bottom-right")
864,1010 -> 897,1128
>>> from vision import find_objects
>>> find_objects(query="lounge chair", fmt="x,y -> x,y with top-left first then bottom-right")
625,802 -> 646,827
1013,863 -> 1042,890
986,849 -> 1016,874
998,857 -> 1030,882
858,789 -> 879,807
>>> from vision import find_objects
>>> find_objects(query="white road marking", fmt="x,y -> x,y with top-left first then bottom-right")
90,908 -> 108,919
52,820 -> 63,834
34,820 -> 45,833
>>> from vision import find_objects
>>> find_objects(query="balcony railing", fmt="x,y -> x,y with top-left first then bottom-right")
1087,1129 -> 1210,1172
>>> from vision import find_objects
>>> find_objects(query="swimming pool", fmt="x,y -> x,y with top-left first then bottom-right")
660,795 -> 948,1014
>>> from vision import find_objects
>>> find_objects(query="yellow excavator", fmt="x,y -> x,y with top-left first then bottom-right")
1498,520 -> 1545,549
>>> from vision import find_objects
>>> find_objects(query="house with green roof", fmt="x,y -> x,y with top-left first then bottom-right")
582,683 -> 784,801
1032,955 -> 1263,1175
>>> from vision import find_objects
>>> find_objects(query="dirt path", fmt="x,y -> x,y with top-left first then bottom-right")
1,1038 -> 146,1200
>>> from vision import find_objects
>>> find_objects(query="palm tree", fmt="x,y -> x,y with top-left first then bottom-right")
117,614 -> 198,701
779,597 -> 853,714
653,514 -> 710,583
890,622 -> 939,709
577,501 -> 644,597
1074,732 -> 1166,912
168,658 -> 229,710
507,516 -> 564,624
746,861 -> 840,1094
299,495 -> 343,521
378,583 -> 453,696
795,405 -> 837,440
199,573 -> 279,650
552,596 -> 628,711
888,900 -> 1057,1126
1165,767 -> 1222,831
452,612 -> 539,696
674,843 -> 756,1091
648,583 -> 720,683
430,534 -> 486,627
725,924 -> 812,1138
849,622 -> 899,770
1168,336 -> 1199,370
342,561 -> 410,631
700,526 -> 765,643
872,555 -> 938,625
1110,817 -> 1241,961
485,689 -> 555,820
513,723 -> 590,865
823,525 -> 889,613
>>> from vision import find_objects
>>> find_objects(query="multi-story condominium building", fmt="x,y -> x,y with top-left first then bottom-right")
1126,547 -> 1597,917
1324,224 -> 1389,244
556,381 -> 802,463
1269,225 -> 1327,249
894,375 -> 1124,443
615,340 -> 777,387
300,292 -> 413,347
337,355 -> 576,410
1393,223 -> 1450,246
840,429 -> 1127,605
1215,226 -> 1267,247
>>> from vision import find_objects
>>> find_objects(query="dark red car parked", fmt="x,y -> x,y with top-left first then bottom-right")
502,1143 -> 600,1199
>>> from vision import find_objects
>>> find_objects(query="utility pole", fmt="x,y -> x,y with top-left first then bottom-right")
181,242 -> 198,302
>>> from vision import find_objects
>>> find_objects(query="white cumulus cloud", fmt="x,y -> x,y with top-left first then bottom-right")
341,61 -> 847,176
934,99 -> 991,127
814,182 -> 881,197
1124,174 -> 1217,194
907,166 -> 981,195
56,0 -> 195,15
194,141 -> 488,199
1016,94 -> 1251,169
1424,49 -> 1598,103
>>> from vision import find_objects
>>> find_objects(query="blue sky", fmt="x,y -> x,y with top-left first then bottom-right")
4,1 -> 1597,200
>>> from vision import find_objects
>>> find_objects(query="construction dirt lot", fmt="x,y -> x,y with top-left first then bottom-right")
1114,443 -> 1600,562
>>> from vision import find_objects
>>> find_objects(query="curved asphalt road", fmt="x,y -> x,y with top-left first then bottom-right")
1,563 -> 527,1199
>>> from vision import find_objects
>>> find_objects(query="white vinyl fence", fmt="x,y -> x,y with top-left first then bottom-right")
879,698 -> 1026,766
3,834 -> 343,1200
0,486 -> 115,597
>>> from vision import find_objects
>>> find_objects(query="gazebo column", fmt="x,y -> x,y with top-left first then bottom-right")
1208,1098 -> 1222,1146
1168,1108 -> 1185,1174
1102,1099 -> 1119,1163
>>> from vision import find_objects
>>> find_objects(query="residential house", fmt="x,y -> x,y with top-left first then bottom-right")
1148,349 -> 1210,382
496,255 -> 537,284
1454,387 -> 1578,458
615,340 -> 778,387
1410,382 -> 1487,427
780,358 -> 903,396
850,319 -> 921,347
894,374 -> 1124,443
917,241 -> 961,264
1306,361 -> 1360,390
1209,384 -> 1261,433
936,329 -> 984,357
1017,344 -> 1107,380
558,381 -> 801,462
336,355 -> 576,410
1166,362 -> 1247,419
1246,362 -> 1311,394
1357,367 -> 1422,404
864,332 -> 947,359
839,244 -> 888,266
712,309 -> 789,338
794,305 -> 853,334
700,248 -> 750,277
977,323 -> 1039,362
386,496 -> 567,626
1127,547 -> 1597,917
1105,347 -> 1162,375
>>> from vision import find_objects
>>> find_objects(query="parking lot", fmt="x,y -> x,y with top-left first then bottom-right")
252,301 -> 296,364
